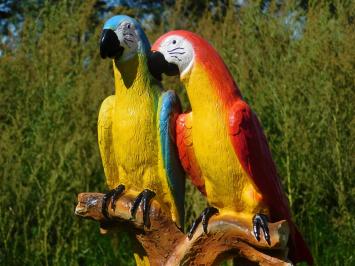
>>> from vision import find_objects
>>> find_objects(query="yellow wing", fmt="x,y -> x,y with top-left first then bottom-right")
98,95 -> 119,189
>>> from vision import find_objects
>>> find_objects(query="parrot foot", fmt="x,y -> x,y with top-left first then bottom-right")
130,189 -> 156,228
187,206 -> 219,240
252,213 -> 271,245
101,184 -> 125,219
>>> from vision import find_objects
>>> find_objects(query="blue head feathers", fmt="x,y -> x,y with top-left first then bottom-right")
103,15 -> 151,56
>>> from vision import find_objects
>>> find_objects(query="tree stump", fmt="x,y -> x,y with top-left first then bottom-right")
75,190 -> 292,266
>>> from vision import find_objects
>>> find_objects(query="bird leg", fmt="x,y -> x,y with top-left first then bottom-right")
188,206 -> 219,239
101,184 -> 125,219
130,189 -> 156,228
252,213 -> 271,245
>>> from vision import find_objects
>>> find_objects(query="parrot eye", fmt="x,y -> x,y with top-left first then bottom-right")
127,24 -> 131,29
172,40 -> 176,44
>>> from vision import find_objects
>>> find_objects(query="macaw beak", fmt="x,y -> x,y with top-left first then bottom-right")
100,29 -> 124,59
148,51 -> 179,81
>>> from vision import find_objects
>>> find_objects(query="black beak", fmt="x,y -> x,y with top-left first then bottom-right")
148,51 -> 180,81
100,29 -> 124,59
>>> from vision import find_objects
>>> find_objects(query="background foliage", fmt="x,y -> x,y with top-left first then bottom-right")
0,1 -> 354,265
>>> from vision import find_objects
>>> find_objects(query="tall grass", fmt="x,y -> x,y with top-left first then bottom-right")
0,1 -> 354,265
0,2 -> 134,265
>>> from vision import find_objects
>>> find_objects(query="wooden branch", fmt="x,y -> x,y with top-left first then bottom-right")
75,191 -> 185,265
167,214 -> 291,266
75,191 -> 292,266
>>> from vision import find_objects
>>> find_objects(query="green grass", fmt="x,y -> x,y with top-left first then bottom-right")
0,1 -> 354,265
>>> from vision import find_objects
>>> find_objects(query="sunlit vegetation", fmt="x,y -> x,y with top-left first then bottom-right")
0,1 -> 354,265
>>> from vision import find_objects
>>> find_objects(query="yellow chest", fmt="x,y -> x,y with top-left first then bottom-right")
111,61 -> 160,191
184,68 -> 255,212
112,92 -> 158,172
193,103 -> 248,208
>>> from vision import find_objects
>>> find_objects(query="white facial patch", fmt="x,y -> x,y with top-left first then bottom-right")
157,35 -> 194,77
114,21 -> 139,61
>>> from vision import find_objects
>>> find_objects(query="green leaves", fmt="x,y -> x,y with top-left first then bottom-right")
0,1 -> 354,265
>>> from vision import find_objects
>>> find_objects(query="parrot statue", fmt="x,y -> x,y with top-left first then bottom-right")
149,30 -> 313,265
98,16 -> 185,264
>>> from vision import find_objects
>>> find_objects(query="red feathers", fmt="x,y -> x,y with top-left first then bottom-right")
228,100 -> 313,265
176,112 -> 206,195
154,30 -> 313,265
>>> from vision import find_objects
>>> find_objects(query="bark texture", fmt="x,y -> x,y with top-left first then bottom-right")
75,191 -> 292,266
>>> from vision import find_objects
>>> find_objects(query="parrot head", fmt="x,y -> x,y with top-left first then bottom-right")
150,30 -> 242,99
148,30 -> 195,79
150,30 -> 225,79
100,15 -> 150,62
150,30 -> 227,79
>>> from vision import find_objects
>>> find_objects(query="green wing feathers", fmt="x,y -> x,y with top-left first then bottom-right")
98,95 -> 119,189
158,90 -> 186,228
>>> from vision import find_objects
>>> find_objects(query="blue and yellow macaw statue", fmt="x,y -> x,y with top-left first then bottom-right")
98,15 -> 185,264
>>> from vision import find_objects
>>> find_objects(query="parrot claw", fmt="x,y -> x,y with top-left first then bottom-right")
187,207 -> 219,240
110,184 -> 126,211
101,184 -> 125,219
252,213 -> 271,245
130,189 -> 156,228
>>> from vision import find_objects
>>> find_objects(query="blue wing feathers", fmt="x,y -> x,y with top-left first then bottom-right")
159,90 -> 185,227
